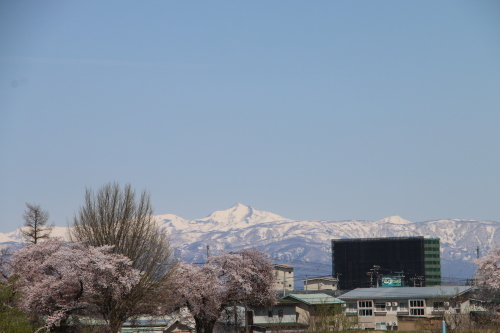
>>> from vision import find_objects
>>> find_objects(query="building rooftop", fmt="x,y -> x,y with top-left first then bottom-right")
302,276 -> 338,282
284,293 -> 345,305
339,286 -> 472,300
274,264 -> 294,268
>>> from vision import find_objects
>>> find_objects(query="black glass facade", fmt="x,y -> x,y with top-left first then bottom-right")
332,237 -> 441,290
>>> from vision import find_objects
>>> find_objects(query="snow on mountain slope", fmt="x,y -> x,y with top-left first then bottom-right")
377,215 -> 412,224
159,206 -> 500,280
157,203 -> 291,233
2,204 -> 499,281
2,226 -> 71,243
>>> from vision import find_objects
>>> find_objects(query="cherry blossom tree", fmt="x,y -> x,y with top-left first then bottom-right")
170,249 -> 276,333
9,238 -> 140,333
475,245 -> 500,294
70,183 -> 174,329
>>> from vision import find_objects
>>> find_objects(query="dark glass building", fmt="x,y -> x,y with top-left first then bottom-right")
332,236 -> 441,290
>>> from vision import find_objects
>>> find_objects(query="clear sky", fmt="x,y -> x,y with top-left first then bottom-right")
1,1 -> 499,233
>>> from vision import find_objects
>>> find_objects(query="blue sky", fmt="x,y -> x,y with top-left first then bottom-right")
1,1 -> 499,233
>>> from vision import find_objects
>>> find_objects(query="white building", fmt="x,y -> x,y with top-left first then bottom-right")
273,264 -> 294,292
302,276 -> 338,291
339,286 -> 477,331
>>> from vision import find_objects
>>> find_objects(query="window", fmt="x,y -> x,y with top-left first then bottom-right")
268,310 -> 273,318
399,302 -> 408,311
409,300 -> 425,316
347,303 -> 357,312
433,302 -> 445,311
375,302 -> 386,311
358,301 -> 373,316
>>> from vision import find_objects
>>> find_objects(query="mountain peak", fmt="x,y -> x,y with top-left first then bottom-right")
199,203 -> 290,227
378,215 -> 412,224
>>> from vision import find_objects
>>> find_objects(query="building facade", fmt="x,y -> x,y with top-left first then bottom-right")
338,286 -> 474,331
273,264 -> 295,293
302,276 -> 338,291
332,237 -> 441,290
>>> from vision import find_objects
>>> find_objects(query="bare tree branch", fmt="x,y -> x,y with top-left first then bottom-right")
70,182 -> 174,333
20,203 -> 53,244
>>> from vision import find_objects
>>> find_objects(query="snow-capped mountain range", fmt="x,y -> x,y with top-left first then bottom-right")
2,203 -> 499,282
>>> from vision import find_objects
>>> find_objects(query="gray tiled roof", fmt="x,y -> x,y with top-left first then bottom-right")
339,286 -> 472,300
284,293 -> 345,305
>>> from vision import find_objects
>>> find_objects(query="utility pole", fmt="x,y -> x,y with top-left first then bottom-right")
367,271 -> 374,288
207,245 -> 210,260
370,265 -> 380,288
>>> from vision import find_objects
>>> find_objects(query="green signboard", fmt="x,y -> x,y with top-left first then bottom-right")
381,275 -> 402,287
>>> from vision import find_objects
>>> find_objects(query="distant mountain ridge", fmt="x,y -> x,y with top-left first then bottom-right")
2,203 -> 499,281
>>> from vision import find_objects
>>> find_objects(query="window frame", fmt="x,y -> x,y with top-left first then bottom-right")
374,302 -> 386,312
347,302 -> 357,313
433,301 -> 445,311
358,300 -> 373,317
409,299 -> 425,316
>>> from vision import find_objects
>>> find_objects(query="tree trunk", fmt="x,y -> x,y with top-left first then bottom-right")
195,317 -> 217,333
108,317 -> 123,333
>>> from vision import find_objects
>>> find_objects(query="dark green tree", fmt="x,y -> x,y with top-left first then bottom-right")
0,276 -> 40,333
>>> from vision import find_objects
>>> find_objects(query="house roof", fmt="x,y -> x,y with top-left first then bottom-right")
276,298 -> 300,305
339,286 -> 473,300
302,276 -> 338,282
283,293 -> 345,305
274,264 -> 294,268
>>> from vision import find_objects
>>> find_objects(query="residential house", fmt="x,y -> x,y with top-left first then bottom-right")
339,286 -> 476,331
252,293 -> 345,332
252,299 -> 308,332
282,293 -> 345,325
303,276 -> 338,291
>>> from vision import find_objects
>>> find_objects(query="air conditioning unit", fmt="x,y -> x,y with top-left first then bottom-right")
392,322 -> 397,326
444,302 -> 450,307
386,302 -> 392,307
341,303 -> 346,307
392,302 -> 398,306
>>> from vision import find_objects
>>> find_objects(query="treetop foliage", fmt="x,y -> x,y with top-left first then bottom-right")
475,244 -> 500,292
170,249 -> 276,333
9,238 -> 141,332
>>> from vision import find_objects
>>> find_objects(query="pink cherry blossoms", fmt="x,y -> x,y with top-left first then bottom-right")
170,249 -> 276,333
475,245 -> 500,292
9,238 -> 141,332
